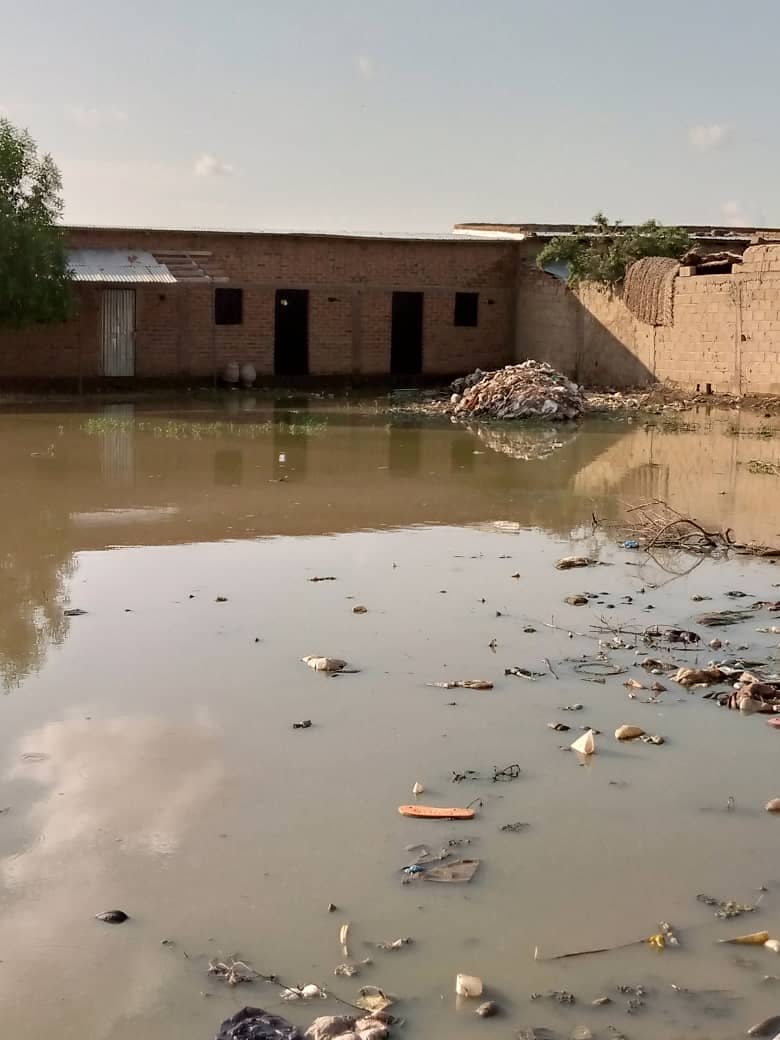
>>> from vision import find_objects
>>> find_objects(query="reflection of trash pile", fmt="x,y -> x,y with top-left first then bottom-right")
468,421 -> 578,461
448,362 -> 584,421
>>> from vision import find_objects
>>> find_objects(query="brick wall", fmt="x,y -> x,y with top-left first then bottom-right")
7,229 -> 780,392
0,228 -> 521,383
515,244 -> 780,393
515,265 -> 581,378
0,287 -> 101,381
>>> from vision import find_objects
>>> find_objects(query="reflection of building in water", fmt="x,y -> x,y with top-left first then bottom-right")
10,407 -> 742,685
573,417 -> 780,546
388,424 -> 422,475
273,398 -> 309,478
450,433 -> 476,471
99,403 -> 136,487
213,449 -> 244,486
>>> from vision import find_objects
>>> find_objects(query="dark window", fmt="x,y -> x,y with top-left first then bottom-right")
215,288 -> 243,325
454,292 -> 479,327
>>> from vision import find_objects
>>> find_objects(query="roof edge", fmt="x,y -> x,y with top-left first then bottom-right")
61,224 -> 515,245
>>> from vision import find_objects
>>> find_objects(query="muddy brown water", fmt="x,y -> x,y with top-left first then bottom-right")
1,395 -> 780,1040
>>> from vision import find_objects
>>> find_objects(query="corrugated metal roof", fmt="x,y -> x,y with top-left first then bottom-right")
68,248 -> 176,283
151,250 -> 228,283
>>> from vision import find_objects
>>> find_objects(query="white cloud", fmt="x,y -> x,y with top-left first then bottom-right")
721,200 -> 750,227
689,123 -> 732,151
356,54 -> 375,79
193,152 -> 235,177
65,105 -> 128,129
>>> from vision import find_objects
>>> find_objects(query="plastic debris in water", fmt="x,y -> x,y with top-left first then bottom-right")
555,556 -> 597,570
718,930 -> 770,945
302,656 -> 347,672
427,679 -> 493,690
455,973 -> 483,997
376,937 -> 412,950
280,983 -> 325,1001
355,986 -> 395,1013
422,859 -> 480,883
747,1014 -> 780,1036
95,909 -> 129,924
570,730 -> 596,755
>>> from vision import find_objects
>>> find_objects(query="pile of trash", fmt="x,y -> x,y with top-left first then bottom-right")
216,1007 -> 394,1040
447,362 -> 584,421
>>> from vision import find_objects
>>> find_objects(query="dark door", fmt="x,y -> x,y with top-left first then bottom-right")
274,289 -> 309,375
391,291 -> 423,374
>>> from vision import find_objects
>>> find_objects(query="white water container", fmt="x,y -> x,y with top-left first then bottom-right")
239,362 -> 256,387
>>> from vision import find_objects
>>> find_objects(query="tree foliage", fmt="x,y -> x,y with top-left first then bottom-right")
536,212 -> 692,286
0,118 -> 73,328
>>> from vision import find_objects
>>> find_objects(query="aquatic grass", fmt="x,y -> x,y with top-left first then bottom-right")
657,418 -> 701,433
80,416 -> 328,440
727,421 -> 776,439
747,459 -> 780,475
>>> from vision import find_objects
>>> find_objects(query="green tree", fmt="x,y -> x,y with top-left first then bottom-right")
537,212 -> 692,286
0,118 -> 73,328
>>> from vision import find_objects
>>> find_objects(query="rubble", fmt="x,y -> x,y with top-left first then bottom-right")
585,383 -> 780,415
447,362 -> 585,421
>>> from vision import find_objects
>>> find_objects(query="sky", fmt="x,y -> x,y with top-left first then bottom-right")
1,0 -> 778,233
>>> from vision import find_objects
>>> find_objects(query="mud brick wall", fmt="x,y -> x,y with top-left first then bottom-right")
0,229 -> 519,383
514,265 -> 581,379
515,244 -> 780,394
734,245 -> 780,393
655,275 -> 737,390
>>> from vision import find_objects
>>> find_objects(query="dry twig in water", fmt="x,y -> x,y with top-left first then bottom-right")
598,499 -> 735,555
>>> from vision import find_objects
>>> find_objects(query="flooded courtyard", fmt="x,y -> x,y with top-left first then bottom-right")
1,394 -> 780,1040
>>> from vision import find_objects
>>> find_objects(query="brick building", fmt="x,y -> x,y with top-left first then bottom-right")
0,226 -> 521,385
4,221 -> 780,392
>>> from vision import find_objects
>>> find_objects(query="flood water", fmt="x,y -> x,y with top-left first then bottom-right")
1,394 -> 780,1040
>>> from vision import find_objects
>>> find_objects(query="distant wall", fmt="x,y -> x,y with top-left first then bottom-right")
516,243 -> 780,393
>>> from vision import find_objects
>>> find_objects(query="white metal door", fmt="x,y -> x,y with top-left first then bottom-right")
101,289 -> 136,376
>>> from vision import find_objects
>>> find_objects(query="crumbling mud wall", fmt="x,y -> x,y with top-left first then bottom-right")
516,244 -> 780,394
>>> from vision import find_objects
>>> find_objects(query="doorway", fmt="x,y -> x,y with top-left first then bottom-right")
391,291 -> 423,374
101,289 -> 136,376
274,289 -> 309,376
